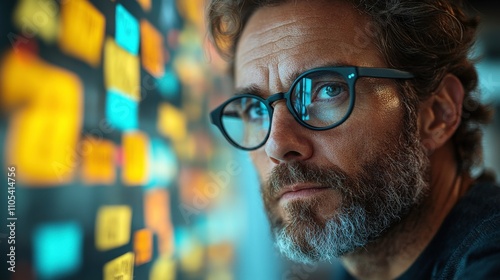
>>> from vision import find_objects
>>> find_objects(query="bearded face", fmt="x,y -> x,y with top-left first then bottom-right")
261,122 -> 430,263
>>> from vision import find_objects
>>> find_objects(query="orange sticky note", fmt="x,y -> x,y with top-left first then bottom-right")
177,0 -> 205,27
103,252 -> 134,280
122,131 -> 149,186
207,242 -> 234,266
136,0 -> 151,11
80,138 -> 116,185
59,0 -> 105,67
0,50 -> 83,186
95,205 -> 132,251
104,37 -> 140,100
134,229 -> 153,265
141,20 -> 164,77
144,189 -> 174,256
157,102 -> 186,142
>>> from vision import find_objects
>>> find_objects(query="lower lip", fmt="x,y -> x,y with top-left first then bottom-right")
280,187 -> 330,202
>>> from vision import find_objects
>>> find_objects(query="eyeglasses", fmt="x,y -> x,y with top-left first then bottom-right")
210,66 -> 414,150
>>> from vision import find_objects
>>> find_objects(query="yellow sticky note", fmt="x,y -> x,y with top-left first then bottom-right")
149,255 -> 175,280
157,102 -> 186,142
103,252 -> 134,280
172,134 -> 196,161
0,50 -> 83,186
95,205 -> 132,251
134,229 -> 153,265
141,20 -> 164,77
80,138 -> 116,185
13,0 -> 59,43
104,37 -> 140,100
122,131 -> 149,186
180,239 -> 204,274
59,0 -> 105,67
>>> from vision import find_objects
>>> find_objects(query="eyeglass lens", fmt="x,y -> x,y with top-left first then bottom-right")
220,69 -> 352,149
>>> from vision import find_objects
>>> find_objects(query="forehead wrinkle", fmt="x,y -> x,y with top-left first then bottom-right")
237,36 -> 336,82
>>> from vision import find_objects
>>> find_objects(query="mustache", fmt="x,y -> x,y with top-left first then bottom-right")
267,162 -> 349,198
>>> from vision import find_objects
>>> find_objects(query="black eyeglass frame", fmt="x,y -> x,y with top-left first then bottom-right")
210,66 -> 414,151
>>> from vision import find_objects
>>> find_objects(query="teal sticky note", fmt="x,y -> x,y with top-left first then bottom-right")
116,4 -> 140,55
158,69 -> 180,99
33,222 -> 83,279
146,138 -> 178,189
105,89 -> 138,131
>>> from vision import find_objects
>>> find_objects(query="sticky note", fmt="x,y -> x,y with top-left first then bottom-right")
13,0 -> 59,43
136,0 -> 151,11
146,138 -> 178,189
178,168 -> 205,205
208,243 -> 234,266
149,255 -> 175,280
0,50 -> 83,186
181,243 -> 204,274
175,227 -> 203,274
33,222 -> 83,279
157,102 -> 186,142
103,252 -> 135,280
115,4 -> 139,55
141,20 -> 165,77
174,52 -> 204,86
95,205 -> 132,251
144,189 -> 174,256
134,229 -> 153,265
157,69 -> 180,99
122,131 -> 149,186
177,0 -> 205,27
59,0 -> 105,67
104,37 -> 140,100
80,137 -> 116,185
105,89 -> 139,131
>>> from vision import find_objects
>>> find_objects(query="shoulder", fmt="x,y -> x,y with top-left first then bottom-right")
444,181 -> 500,279
401,180 -> 500,279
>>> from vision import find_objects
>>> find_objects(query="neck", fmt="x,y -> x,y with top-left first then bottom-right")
340,142 -> 473,280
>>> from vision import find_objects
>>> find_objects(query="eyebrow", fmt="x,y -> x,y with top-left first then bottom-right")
234,61 -> 352,98
234,84 -> 266,98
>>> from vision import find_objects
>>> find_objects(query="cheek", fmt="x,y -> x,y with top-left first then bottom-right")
315,89 -> 404,174
250,149 -> 272,181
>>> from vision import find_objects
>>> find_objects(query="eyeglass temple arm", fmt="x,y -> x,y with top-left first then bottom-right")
357,68 -> 414,79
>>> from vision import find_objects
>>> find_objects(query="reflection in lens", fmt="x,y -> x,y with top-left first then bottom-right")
295,78 -> 312,121
221,96 -> 270,149
291,70 -> 351,128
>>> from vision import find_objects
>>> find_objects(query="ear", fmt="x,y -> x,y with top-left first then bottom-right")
418,74 -> 464,153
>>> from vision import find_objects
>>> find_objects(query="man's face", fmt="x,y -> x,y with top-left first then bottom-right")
234,0 -> 430,263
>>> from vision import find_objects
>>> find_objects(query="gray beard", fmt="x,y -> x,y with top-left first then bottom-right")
264,130 -> 430,264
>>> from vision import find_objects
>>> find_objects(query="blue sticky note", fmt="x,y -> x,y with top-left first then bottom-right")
33,222 -> 83,279
116,4 -> 140,55
146,138 -> 178,189
158,69 -> 180,99
105,89 -> 138,131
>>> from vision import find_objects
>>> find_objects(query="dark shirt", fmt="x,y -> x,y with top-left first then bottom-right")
337,179 -> 500,279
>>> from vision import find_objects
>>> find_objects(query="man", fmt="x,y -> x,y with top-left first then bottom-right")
208,0 -> 500,279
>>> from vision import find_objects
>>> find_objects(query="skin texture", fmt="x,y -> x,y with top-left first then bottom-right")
234,1 -> 469,279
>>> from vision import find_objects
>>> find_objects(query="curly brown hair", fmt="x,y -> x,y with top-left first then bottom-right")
207,0 -> 493,173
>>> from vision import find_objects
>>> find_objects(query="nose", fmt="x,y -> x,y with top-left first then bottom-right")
264,102 -> 313,164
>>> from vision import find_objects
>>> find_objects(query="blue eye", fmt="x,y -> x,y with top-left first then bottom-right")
244,102 -> 268,121
316,83 -> 345,100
